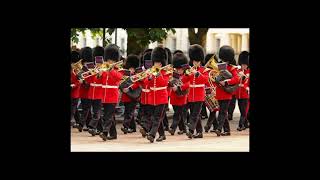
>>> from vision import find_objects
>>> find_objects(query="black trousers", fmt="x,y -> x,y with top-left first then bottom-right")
123,101 -> 137,129
185,102 -> 191,124
201,104 -> 208,119
205,110 -> 218,130
188,101 -> 203,133
228,95 -> 236,119
217,100 -> 231,132
87,99 -> 102,131
136,103 -> 142,124
149,104 -> 166,137
237,99 -> 248,128
170,105 -> 186,131
71,98 -> 80,124
163,104 -> 169,129
80,98 -> 94,127
102,103 -> 117,137
140,104 -> 152,132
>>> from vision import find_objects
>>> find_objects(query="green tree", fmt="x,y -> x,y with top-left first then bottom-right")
188,28 -> 209,49
107,28 -> 176,55
71,28 -> 110,47
71,28 -> 175,55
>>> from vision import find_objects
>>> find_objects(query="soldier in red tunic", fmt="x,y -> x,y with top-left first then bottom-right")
214,46 -> 240,136
71,50 -> 81,127
168,53 -> 190,135
185,44 -> 209,139
235,51 -> 250,131
146,47 -> 171,143
86,46 -> 104,136
98,44 -> 124,141
76,47 -> 93,132
120,54 -> 140,134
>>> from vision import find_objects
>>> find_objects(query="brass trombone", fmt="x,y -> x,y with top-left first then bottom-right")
81,60 -> 124,79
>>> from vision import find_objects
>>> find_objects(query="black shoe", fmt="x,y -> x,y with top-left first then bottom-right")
126,128 -> 134,133
201,115 -> 207,119
147,134 -> 155,143
140,128 -> 147,138
99,133 -> 108,141
192,133 -> 203,138
168,128 -> 175,135
228,114 -> 233,120
83,126 -> 89,131
240,126 -> 246,131
165,126 -> 169,131
121,127 -> 128,134
177,131 -> 184,135
156,136 -> 166,142
132,129 -> 136,132
88,128 -> 97,136
107,136 -> 117,140
237,127 -> 242,131
221,132 -> 231,136
204,125 -> 210,133
76,125 -> 83,132
186,131 -> 193,139
215,130 -> 221,137
210,129 -> 216,133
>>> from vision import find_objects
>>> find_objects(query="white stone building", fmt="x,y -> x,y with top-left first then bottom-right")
71,28 -> 249,59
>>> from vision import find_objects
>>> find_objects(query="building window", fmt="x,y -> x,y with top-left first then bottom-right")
172,38 -> 177,51
83,37 -> 87,47
216,38 -> 221,52
96,38 -> 100,46
121,38 -> 125,51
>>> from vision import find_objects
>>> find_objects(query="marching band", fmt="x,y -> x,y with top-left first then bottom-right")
70,44 -> 250,143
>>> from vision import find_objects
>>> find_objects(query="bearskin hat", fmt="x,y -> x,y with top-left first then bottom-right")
204,53 -> 213,64
125,54 -> 140,69
173,53 -> 188,68
104,44 -> 120,61
71,50 -> 80,63
165,47 -> 172,64
80,47 -> 93,63
93,46 -> 104,57
140,49 -> 152,66
188,44 -> 205,64
238,51 -> 249,65
218,45 -> 235,63
173,50 -> 184,56
151,46 -> 167,66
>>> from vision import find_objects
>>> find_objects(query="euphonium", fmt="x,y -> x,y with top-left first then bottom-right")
71,59 -> 83,74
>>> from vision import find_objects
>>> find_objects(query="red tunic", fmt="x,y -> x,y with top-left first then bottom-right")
71,71 -> 80,99
170,75 -> 190,106
147,70 -> 170,105
215,65 -> 240,100
235,68 -> 250,99
185,66 -> 209,102
87,75 -> 103,100
101,69 -> 123,104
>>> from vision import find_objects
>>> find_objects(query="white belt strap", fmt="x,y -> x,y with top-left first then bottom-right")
102,85 -> 118,88
90,83 -> 102,87
190,84 -> 205,88
142,89 -> 150,92
150,86 -> 167,91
